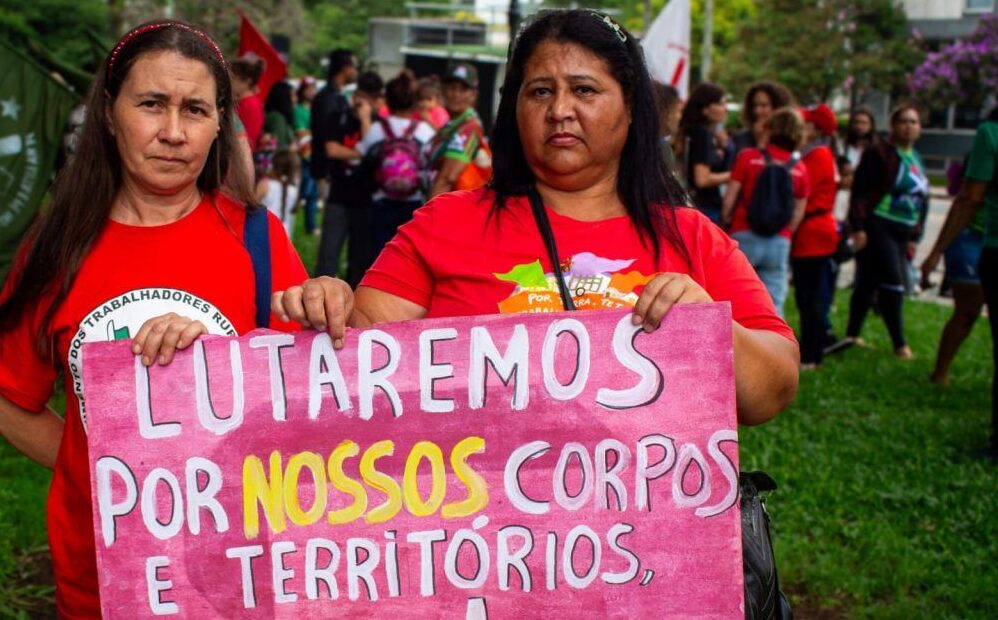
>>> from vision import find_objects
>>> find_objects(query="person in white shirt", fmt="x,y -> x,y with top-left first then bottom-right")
356,70 -> 436,256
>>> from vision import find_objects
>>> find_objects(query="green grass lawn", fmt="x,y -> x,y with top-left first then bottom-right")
1,223 -> 995,616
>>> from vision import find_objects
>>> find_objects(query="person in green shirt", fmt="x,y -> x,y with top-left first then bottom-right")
295,77 -> 319,234
263,81 -> 296,149
921,108 -> 998,461
844,105 -> 930,359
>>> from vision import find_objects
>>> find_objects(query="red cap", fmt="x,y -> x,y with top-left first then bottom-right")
802,103 -> 837,137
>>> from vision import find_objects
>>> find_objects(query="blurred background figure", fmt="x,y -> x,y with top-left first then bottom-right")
842,108 -> 878,170
733,81 -> 795,155
230,53 -> 266,151
356,70 -> 435,258
677,82 -> 731,225
794,103 -> 841,369
653,81 -> 684,180
844,105 -> 929,359
721,107 -> 810,317
295,76 -> 320,236
263,80 -> 296,148
415,76 -> 449,129
428,62 -> 492,197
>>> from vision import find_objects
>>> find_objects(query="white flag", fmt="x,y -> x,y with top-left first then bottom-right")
641,0 -> 691,99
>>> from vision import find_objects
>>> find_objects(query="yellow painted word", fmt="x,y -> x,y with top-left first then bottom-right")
242,437 -> 487,538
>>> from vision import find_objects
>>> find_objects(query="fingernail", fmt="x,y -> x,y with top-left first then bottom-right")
333,338 -> 344,349
142,356 -> 151,366
643,323 -> 655,333
315,323 -> 326,331
631,314 -> 643,325
132,343 -> 141,354
280,314 -> 289,323
159,354 -> 168,365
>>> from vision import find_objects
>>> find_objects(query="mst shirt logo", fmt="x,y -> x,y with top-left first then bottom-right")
494,251 -> 657,313
68,287 -> 237,432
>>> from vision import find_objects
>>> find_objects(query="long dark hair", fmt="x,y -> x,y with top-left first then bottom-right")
845,108 -> 877,148
741,81 -> 795,127
385,70 -> 417,114
489,9 -> 689,261
0,20 -> 251,348
265,80 -> 295,128
679,82 -> 726,130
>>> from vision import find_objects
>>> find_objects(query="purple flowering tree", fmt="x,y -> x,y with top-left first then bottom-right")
910,15 -> 998,107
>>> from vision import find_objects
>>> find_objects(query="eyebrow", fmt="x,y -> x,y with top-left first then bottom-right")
134,91 -> 214,107
523,74 -> 600,87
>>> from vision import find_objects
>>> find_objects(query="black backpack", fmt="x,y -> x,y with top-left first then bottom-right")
747,149 -> 799,236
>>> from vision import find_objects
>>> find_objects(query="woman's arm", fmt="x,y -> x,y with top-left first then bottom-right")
430,157 -> 469,198
921,178 -> 989,278
0,394 -> 63,469
692,163 -> 730,190
731,324 -> 799,425
720,179 -> 742,227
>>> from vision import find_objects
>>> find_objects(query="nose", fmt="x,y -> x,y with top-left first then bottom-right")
547,88 -> 575,123
158,108 -> 186,144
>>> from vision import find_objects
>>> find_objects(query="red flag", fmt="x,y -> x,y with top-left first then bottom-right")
237,11 -> 287,101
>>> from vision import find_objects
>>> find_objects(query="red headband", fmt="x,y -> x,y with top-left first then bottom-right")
107,22 -> 226,77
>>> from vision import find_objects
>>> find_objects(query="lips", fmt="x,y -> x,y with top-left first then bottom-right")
151,156 -> 187,164
547,132 -> 581,147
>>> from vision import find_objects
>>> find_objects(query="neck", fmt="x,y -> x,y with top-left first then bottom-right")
535,173 -> 625,221
894,139 -> 912,150
111,183 -> 203,226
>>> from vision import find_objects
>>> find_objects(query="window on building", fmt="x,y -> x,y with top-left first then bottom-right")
966,0 -> 995,12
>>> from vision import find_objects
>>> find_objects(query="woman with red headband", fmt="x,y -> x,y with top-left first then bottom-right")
0,21 -> 306,617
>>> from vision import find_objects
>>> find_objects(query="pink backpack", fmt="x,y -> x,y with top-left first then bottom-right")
372,118 -> 422,199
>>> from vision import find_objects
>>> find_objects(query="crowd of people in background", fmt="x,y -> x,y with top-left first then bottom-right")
661,80 -> 936,369
224,43 -> 998,456
229,50 -> 494,291
234,53 -> 992,393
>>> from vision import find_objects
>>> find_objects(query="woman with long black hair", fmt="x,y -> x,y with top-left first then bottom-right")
676,82 -> 731,224
273,10 -> 799,426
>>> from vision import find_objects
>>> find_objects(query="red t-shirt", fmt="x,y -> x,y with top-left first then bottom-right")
793,145 -> 840,258
361,189 -> 794,341
0,193 -> 307,619
237,94 -> 265,150
728,145 -> 810,240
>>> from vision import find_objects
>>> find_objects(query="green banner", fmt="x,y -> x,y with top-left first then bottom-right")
0,39 -> 79,281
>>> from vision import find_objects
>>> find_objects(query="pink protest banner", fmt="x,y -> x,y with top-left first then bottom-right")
83,305 -> 743,619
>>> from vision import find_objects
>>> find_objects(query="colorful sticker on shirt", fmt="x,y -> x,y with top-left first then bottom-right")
494,251 -> 657,313
68,287 -> 236,433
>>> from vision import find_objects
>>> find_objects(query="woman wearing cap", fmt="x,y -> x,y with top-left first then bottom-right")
844,104 -> 929,358
0,21 -> 307,616
274,10 -> 799,426
428,62 -> 492,197
794,104 -> 841,369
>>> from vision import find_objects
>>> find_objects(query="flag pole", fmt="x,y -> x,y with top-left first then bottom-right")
701,0 -> 714,81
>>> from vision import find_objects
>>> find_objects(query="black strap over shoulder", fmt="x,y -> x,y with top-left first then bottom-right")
527,188 -> 575,311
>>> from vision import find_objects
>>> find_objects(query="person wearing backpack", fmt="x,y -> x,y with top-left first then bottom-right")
721,107 -> 811,317
357,70 -> 436,258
